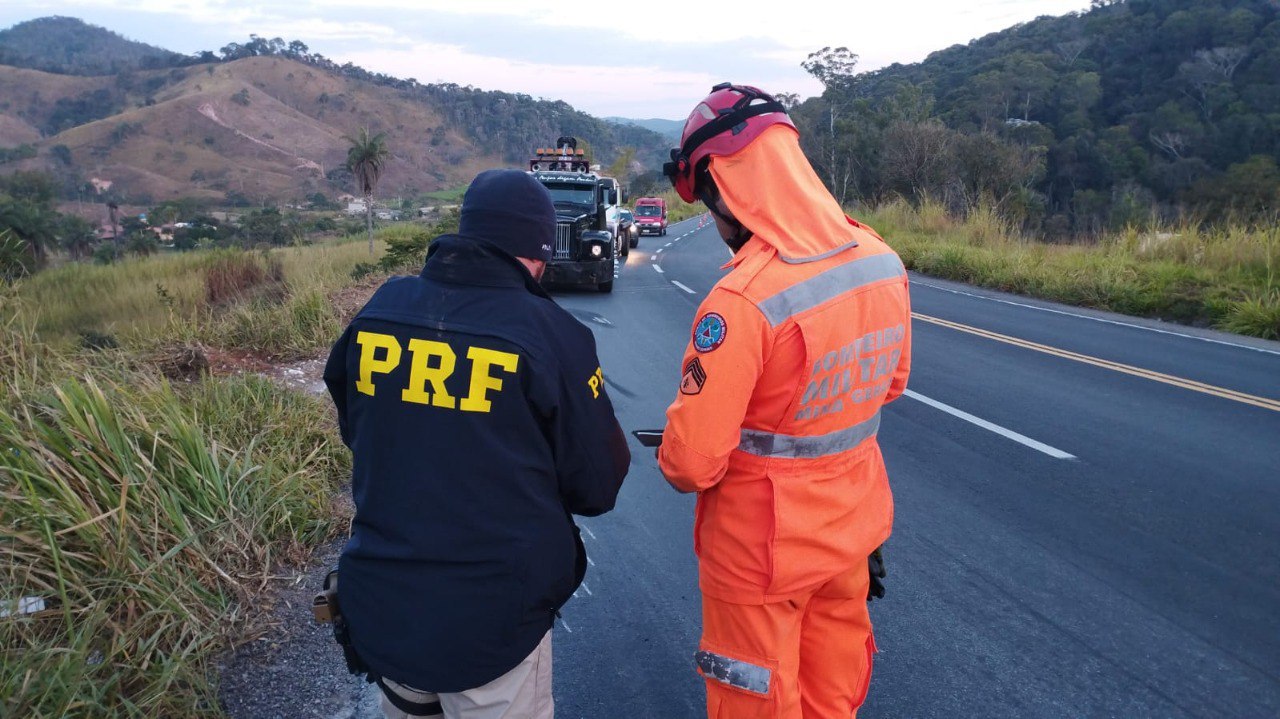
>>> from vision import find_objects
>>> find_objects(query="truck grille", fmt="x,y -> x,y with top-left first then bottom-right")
555,223 -> 573,259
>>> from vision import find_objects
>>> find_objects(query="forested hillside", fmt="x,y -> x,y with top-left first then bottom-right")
0,19 -> 668,207
794,0 -> 1280,234
0,16 -> 183,74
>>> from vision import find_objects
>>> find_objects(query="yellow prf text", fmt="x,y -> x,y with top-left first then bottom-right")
355,331 -> 519,414
588,366 -> 604,399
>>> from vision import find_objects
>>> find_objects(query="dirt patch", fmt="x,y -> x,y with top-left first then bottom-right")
329,274 -> 385,325
205,347 -> 278,376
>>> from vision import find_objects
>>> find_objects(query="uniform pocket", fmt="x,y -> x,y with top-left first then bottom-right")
697,642 -> 779,719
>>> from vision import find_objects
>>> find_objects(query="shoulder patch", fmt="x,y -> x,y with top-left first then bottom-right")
680,357 -> 707,395
693,312 -> 727,353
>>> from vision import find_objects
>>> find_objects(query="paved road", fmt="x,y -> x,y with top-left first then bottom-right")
547,214 -> 1280,718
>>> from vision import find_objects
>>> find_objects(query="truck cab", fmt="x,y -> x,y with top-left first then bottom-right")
528,137 -> 619,293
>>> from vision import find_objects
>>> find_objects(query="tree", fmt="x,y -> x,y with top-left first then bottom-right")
58,214 -> 97,260
606,147 -> 636,181
344,127 -> 390,255
801,47 -> 862,204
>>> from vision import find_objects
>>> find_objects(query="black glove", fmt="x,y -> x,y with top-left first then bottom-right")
867,546 -> 886,601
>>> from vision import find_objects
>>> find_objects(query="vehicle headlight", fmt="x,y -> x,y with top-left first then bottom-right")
590,244 -> 603,257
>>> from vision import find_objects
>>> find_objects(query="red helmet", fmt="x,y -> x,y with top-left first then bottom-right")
663,83 -> 795,203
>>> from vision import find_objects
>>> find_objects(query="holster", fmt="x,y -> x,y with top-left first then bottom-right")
312,568 -> 371,677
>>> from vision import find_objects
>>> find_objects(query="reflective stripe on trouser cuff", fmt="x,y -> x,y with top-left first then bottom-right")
757,253 -> 905,327
739,410 -> 881,458
695,650 -> 772,695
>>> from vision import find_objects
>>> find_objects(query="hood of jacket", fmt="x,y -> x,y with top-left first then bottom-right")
708,124 -> 858,262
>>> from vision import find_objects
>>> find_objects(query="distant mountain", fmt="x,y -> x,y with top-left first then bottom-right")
606,117 -> 683,141
0,17 -> 670,206
0,16 -> 183,75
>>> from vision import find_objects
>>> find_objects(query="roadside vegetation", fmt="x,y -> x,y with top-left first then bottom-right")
863,199 -> 1280,339
0,309 -> 350,717
0,217 -> 471,716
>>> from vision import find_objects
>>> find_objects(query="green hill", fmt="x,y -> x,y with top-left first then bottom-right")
794,0 -> 1280,232
0,18 -> 670,206
0,16 -> 184,75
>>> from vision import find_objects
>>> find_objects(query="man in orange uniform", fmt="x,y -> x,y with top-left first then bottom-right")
658,84 -> 912,718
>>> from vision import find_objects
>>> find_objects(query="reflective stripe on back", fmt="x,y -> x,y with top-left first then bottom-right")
757,253 -> 905,327
695,650 -> 772,695
739,410 -> 881,459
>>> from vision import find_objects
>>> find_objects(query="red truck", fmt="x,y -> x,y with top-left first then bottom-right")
633,197 -> 668,237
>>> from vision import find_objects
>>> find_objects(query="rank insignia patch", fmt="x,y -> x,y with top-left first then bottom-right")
693,312 -> 727,353
681,357 -> 707,395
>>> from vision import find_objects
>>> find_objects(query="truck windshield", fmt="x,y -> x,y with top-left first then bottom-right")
635,205 -> 661,216
543,182 -> 596,205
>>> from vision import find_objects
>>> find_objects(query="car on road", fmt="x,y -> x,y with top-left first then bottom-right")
619,209 -> 639,248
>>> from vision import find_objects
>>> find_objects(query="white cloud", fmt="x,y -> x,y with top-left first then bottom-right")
342,43 -> 718,117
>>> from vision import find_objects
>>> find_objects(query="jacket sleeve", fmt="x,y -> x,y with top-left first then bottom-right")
322,325 -> 352,447
550,326 -> 630,517
658,289 -> 771,494
885,275 -> 912,404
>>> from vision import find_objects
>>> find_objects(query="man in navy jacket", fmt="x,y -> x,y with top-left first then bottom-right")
324,169 -> 630,719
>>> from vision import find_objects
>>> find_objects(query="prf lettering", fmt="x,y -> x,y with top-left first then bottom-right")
355,331 -> 518,414
587,367 -> 604,399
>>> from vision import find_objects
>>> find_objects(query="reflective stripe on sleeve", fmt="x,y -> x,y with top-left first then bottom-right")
739,411 -> 882,458
757,253 -> 905,327
695,650 -> 772,695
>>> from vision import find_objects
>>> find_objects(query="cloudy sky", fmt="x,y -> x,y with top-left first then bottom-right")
1,0 -> 1092,118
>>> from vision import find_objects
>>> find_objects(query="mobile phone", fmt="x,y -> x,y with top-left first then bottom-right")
632,429 -> 664,447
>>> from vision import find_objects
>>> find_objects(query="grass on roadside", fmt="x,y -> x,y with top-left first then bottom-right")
862,199 -> 1280,340
6,236 -> 390,354
0,318 -> 349,718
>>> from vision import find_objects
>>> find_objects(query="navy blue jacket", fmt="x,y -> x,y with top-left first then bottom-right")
323,235 -> 630,692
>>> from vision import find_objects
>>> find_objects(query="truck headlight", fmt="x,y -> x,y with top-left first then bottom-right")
590,244 -> 603,257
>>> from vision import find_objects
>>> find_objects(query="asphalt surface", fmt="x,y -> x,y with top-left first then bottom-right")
543,214 -> 1280,718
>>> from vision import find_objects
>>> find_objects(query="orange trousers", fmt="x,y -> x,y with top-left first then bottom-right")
697,563 -> 876,719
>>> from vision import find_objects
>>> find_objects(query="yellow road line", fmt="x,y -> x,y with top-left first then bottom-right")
913,313 -> 1280,413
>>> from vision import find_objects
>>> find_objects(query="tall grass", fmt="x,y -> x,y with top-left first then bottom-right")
0,320 -> 349,717
5,239 -> 385,352
863,198 -> 1280,339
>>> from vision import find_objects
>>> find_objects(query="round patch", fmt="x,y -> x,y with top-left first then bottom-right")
693,312 -> 727,353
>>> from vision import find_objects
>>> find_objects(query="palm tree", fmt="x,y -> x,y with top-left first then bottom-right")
344,127 -> 390,255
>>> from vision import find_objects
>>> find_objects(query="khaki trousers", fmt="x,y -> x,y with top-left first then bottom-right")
379,631 -> 554,719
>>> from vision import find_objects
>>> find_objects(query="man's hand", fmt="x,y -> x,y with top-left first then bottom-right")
868,546 -> 886,601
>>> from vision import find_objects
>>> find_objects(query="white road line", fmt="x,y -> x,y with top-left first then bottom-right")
582,525 -> 597,540
580,582 -> 593,596
586,555 -> 595,567
656,248 -> 663,253
651,255 -> 659,261
912,279 -> 1280,357
672,280 -> 697,294
665,243 -> 672,247
653,264 -> 665,274
559,618 -> 573,633
904,389 -> 1076,460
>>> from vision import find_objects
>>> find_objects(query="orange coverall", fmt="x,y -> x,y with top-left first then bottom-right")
659,125 -> 911,719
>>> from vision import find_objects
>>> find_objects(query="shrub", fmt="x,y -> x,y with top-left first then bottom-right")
204,251 -> 284,306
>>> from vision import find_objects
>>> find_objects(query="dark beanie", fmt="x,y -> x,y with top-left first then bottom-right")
458,169 -> 555,262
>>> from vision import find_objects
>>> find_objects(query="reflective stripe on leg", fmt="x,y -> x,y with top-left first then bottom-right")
696,649 -> 772,695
